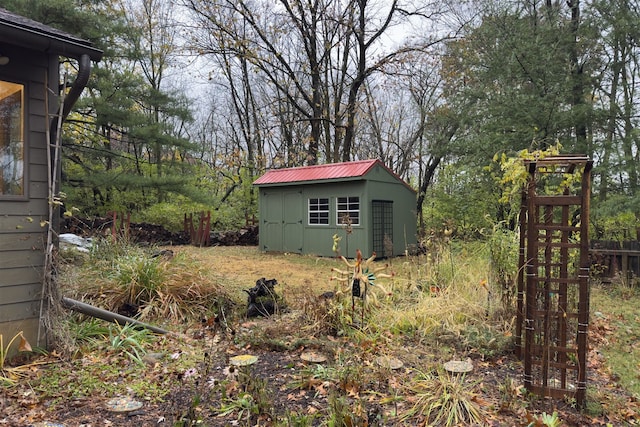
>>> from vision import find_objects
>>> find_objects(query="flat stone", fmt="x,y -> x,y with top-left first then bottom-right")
443,358 -> 473,374
375,355 -> 403,370
300,351 -> 327,363
105,397 -> 143,412
32,423 -> 66,427
229,354 -> 258,366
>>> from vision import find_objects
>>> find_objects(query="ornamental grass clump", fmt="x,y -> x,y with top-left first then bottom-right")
404,369 -> 484,426
61,238 -> 233,323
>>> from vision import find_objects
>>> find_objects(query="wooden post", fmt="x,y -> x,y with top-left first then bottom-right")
516,190 -> 527,359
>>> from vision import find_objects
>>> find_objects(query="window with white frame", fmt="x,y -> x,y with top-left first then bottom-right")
308,197 -> 329,225
337,196 -> 360,226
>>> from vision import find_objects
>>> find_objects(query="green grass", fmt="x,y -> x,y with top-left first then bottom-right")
591,283 -> 640,397
34,339 -> 174,406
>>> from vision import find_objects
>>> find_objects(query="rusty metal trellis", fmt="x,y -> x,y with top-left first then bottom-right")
516,155 -> 593,407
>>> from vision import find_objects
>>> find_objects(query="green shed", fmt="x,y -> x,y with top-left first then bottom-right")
253,159 -> 417,258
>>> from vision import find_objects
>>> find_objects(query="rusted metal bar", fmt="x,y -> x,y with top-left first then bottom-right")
61,296 -> 168,334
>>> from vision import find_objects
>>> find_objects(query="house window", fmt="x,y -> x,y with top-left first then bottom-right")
337,196 -> 360,226
309,197 -> 329,225
0,81 -> 24,196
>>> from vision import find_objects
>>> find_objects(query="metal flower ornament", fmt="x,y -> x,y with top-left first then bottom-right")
331,249 -> 393,323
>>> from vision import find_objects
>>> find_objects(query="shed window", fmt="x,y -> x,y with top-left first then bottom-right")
337,196 -> 360,226
309,197 -> 329,225
0,81 -> 24,196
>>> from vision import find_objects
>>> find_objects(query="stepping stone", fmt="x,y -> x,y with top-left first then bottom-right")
443,358 -> 473,374
300,351 -> 328,364
229,354 -> 258,366
375,355 -> 404,370
105,397 -> 143,412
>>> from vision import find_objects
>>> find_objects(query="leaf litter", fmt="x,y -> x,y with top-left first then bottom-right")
1,246 -> 639,426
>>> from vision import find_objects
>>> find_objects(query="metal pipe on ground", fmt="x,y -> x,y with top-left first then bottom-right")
61,296 -> 168,335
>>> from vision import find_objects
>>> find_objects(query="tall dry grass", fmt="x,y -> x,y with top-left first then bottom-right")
59,238 -> 235,323
345,240 -> 503,343
58,235 -> 516,356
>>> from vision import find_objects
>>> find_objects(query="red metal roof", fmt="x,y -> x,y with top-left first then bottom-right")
253,159 -> 381,185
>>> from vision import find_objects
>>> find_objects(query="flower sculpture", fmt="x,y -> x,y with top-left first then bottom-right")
330,249 -> 393,323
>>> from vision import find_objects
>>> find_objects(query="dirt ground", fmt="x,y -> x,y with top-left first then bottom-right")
1,245 -> 639,426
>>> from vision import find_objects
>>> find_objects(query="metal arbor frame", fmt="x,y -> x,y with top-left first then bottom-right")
516,155 -> 593,407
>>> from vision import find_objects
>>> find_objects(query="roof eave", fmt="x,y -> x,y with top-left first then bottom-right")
253,176 -> 364,187
0,22 -> 103,61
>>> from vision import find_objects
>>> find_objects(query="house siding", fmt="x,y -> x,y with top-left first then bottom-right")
0,44 -> 56,349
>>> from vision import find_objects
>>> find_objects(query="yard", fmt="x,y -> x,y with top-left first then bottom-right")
1,242 -> 639,426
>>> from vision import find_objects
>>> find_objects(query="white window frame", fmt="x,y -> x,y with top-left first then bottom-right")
308,197 -> 330,225
336,196 -> 360,226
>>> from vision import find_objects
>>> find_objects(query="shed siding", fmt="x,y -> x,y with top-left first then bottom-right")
0,301 -> 40,322
1,283 -> 42,308
366,179 -> 417,255
302,181 -> 369,258
256,161 -> 418,258
0,46 -> 55,349
0,267 -> 42,286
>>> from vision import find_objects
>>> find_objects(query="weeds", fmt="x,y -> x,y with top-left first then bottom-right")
327,392 -> 368,427
460,322 -> 514,357
288,363 -> 338,392
0,331 -> 33,386
485,220 -> 519,312
67,316 -> 110,345
300,292 -> 350,337
498,376 -> 525,412
110,253 -> 164,305
279,410 -> 318,426
32,244 -> 637,425
217,392 -> 258,422
528,411 -> 563,427
103,322 -> 153,365
212,363 -> 274,424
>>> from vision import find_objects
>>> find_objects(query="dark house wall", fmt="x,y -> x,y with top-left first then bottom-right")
0,43 -> 58,349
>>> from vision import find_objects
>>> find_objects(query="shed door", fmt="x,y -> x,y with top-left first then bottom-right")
372,200 -> 393,256
262,191 -> 283,251
283,191 -> 303,253
261,190 -> 303,253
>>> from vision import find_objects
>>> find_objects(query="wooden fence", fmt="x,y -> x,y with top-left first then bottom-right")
590,240 -> 640,282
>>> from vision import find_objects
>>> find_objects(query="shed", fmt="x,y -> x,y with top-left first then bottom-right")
0,8 -> 102,351
253,159 -> 417,258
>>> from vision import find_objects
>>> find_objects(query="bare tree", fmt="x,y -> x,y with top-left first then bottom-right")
184,0 -> 452,167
